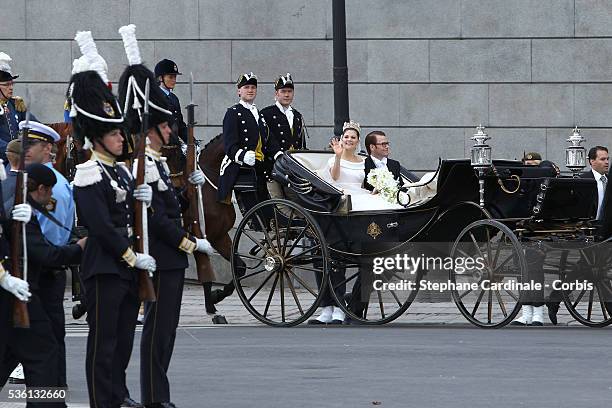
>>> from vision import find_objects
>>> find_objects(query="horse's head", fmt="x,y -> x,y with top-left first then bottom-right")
47,122 -> 91,179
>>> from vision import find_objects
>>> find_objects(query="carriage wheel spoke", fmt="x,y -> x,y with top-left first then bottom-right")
494,289 -> 508,317
280,268 -> 285,322
285,271 -> 304,316
587,289 -> 595,321
242,229 -> 271,255
287,268 -> 319,297
235,252 -> 267,262
487,289 -> 493,324
469,232 -> 488,269
284,226 -> 310,257
572,288 -> 587,309
263,273 -> 280,318
596,283 -> 609,321
380,272 -> 403,307
248,271 -> 276,302
255,214 -> 277,253
491,240 -> 502,272
286,244 -> 322,262
485,228 -> 493,267
458,288 -> 474,300
504,289 -> 519,302
238,268 -> 267,282
471,289 -> 485,317
280,209 -> 295,256
377,290 -> 386,319
332,271 -> 359,292
492,253 -> 515,275
273,208 -> 282,254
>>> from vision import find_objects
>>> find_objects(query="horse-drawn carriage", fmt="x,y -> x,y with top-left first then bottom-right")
229,130 -> 612,328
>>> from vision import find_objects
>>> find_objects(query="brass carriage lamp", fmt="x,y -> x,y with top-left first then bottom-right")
470,125 -> 492,207
565,126 -> 586,177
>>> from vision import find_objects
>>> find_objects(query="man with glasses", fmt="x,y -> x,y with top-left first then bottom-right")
0,52 -> 36,161
363,130 -> 404,191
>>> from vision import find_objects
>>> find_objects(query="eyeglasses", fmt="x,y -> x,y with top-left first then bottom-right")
0,81 -> 14,87
374,142 -> 390,147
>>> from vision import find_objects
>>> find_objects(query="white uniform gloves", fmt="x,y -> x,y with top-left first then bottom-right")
188,170 -> 205,186
195,238 -> 213,255
11,204 -> 32,223
0,273 -> 31,302
243,150 -> 256,166
133,184 -> 153,207
134,253 -> 156,273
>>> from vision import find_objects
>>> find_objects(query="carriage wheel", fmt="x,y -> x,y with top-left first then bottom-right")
450,219 -> 525,328
231,199 -> 328,327
328,260 -> 423,325
561,241 -> 612,328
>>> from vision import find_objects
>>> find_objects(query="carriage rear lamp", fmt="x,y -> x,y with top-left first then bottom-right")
565,126 -> 586,176
470,125 -> 492,168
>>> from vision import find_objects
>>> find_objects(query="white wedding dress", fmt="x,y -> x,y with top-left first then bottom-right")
320,157 -> 404,211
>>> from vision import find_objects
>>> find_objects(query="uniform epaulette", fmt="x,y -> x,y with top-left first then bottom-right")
117,162 -> 133,180
132,157 -> 168,191
12,96 -> 26,112
0,159 -> 6,181
73,160 -> 103,187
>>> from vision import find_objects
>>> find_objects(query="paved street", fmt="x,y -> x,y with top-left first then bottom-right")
2,284 -> 609,407
3,325 -> 611,408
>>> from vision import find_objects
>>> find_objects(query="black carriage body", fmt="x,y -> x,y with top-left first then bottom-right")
271,151 -> 598,255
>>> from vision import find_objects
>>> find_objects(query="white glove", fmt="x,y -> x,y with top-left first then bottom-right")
243,150 -> 256,166
195,238 -> 214,255
0,273 -> 31,302
134,253 -> 156,273
188,170 -> 205,186
133,184 -> 153,207
11,203 -> 32,223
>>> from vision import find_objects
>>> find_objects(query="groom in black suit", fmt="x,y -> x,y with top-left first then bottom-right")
363,130 -> 405,191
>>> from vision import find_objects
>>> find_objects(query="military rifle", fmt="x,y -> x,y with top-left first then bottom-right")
183,73 -> 212,282
134,79 -> 156,302
11,103 -> 30,328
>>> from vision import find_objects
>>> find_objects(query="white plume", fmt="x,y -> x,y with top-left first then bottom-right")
71,56 -> 90,75
74,31 -> 109,83
0,52 -> 13,73
118,24 -> 141,66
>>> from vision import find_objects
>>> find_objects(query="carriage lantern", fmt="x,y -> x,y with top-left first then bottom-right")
470,125 -> 492,207
565,126 -> 586,177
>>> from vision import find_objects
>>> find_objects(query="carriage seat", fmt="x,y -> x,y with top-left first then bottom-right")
284,151 -> 438,211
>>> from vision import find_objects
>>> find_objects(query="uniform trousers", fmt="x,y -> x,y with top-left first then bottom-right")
140,268 -> 185,405
38,269 -> 67,387
0,295 -> 63,408
84,274 -> 139,408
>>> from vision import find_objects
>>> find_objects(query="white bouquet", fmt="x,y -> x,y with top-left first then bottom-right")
367,167 -> 400,204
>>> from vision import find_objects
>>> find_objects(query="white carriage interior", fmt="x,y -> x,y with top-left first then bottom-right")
288,151 -> 439,212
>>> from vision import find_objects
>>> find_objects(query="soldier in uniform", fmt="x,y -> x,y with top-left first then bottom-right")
0,52 -> 37,161
154,59 -> 188,145
218,72 -> 270,214
260,73 -> 305,199
68,61 -> 156,406
0,163 -> 84,408
118,38 -> 213,407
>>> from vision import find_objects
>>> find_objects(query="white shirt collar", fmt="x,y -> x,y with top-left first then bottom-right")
275,101 -> 292,113
239,100 -> 256,110
592,168 -> 604,181
371,156 -> 388,168
159,85 -> 170,96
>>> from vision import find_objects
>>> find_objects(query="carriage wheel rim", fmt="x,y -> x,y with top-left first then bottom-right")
231,199 -> 328,327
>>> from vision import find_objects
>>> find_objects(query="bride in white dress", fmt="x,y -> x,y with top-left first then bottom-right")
322,121 -> 403,211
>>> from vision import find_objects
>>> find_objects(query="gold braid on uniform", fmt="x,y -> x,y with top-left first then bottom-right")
13,96 -> 26,112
